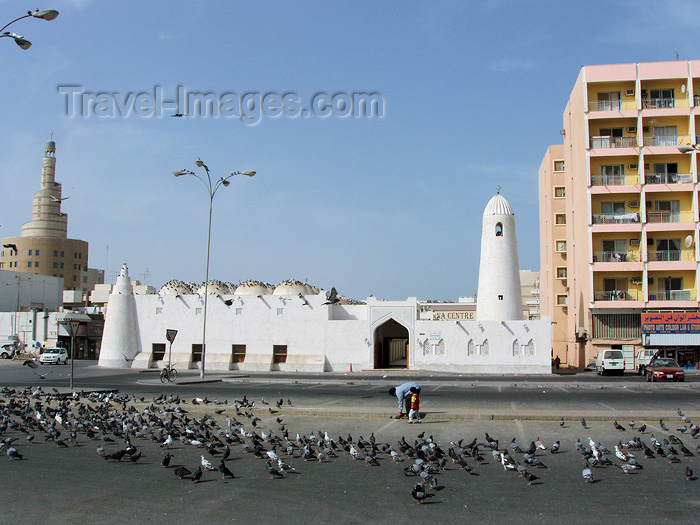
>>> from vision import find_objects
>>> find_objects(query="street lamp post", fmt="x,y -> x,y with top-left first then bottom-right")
173,160 -> 255,378
1,9 -> 59,50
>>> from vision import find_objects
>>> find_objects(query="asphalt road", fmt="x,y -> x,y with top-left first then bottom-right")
0,362 -> 699,524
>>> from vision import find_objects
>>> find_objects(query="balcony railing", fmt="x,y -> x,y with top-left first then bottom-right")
649,290 -> 697,301
590,136 -> 638,149
642,98 -> 675,109
588,100 -> 637,112
593,251 -> 640,262
648,250 -> 693,262
592,213 -> 640,224
646,210 -> 694,223
642,135 -> 690,147
590,174 -> 634,186
594,289 -> 641,301
645,173 -> 692,184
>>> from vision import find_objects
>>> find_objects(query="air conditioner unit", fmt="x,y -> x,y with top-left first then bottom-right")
629,200 -> 639,208
631,277 -> 643,285
642,126 -> 650,133
628,163 -> 638,170
626,89 -> 635,96
627,126 -> 637,133
630,238 -> 640,246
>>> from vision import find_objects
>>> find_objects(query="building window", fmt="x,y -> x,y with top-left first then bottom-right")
28,262 -> 32,267
556,294 -> 568,306
480,340 -> 490,356
82,277 -> 87,283
35,261 -> 39,268
35,249 -> 39,256
495,222 -> 503,236
554,186 -> 565,198
79,253 -> 81,259
467,339 -> 476,356
553,160 -> 565,172
235,308 -> 243,315
73,275 -> 76,281
152,343 -> 166,362
28,250 -> 32,256
277,308 -> 284,315
525,339 -> 535,356
555,240 -> 567,252
53,262 -> 57,268
555,214 -> 566,225
513,339 -> 521,356
191,344 -> 203,363
273,345 -> 287,364
232,344 -> 246,363
556,267 -> 567,279
54,251 -> 58,257
155,307 -> 163,314
195,308 -> 202,315
61,251 -> 64,257
422,339 -> 431,356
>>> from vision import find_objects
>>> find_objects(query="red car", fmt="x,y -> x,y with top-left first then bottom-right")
646,358 -> 684,382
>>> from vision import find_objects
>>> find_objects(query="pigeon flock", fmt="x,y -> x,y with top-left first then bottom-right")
0,385 -> 698,509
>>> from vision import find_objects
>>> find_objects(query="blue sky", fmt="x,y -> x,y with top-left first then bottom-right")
1,0 -> 697,301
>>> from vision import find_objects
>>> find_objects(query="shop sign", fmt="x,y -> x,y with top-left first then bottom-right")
642,312 -> 700,334
432,311 -> 475,321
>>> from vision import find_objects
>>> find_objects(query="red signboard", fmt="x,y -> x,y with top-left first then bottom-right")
641,312 -> 700,334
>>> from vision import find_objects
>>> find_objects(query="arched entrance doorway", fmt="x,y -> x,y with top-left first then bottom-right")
373,318 -> 409,369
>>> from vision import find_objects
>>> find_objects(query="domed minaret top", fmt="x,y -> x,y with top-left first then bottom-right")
483,193 -> 514,216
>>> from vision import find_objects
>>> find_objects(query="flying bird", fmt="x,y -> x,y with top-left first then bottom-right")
49,195 -> 69,202
323,287 -> 340,305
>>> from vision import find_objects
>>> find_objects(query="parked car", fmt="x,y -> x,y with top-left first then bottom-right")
595,349 -> 625,376
646,358 -> 684,382
635,349 -> 657,375
40,347 -> 68,365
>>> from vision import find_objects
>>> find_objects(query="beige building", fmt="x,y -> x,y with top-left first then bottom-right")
540,60 -> 700,369
0,139 -> 101,294
520,270 -> 541,320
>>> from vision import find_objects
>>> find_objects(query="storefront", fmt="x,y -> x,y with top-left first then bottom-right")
642,312 -> 700,370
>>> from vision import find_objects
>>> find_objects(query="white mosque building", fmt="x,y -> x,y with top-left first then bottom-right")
99,193 -> 552,373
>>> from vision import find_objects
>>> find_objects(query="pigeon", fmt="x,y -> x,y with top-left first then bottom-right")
219,460 -> 235,479
191,467 -> 203,483
560,418 -> 565,427
128,451 -> 142,463
550,441 -> 560,454
323,287 -> 340,305
174,466 -> 191,479
7,447 -> 23,460
614,421 -> 626,432
201,455 -> 214,471
660,420 -> 668,431
581,418 -> 587,429
523,471 -> 540,485
637,424 -> 647,433
582,463 -> 594,483
411,483 -> 433,504
267,461 -> 284,479
686,467 -> 694,481
161,435 -> 173,448
161,453 -> 173,468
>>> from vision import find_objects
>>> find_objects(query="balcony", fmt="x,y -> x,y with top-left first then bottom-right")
592,213 -> 640,224
592,251 -> 640,262
590,174 -> 636,186
642,135 -> 690,147
646,211 -> 694,224
590,136 -> 637,149
642,98 -> 676,109
648,250 -> 690,262
594,289 -> 641,301
588,100 -> 637,112
645,173 -> 692,185
648,290 -> 697,301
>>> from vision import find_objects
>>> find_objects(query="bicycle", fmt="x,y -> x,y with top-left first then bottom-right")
160,363 -> 177,383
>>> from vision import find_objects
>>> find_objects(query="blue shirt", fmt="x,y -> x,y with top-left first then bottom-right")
395,382 -> 420,411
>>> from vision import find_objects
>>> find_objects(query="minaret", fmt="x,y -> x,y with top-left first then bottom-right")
476,191 -> 523,321
98,264 -> 141,368
21,137 -> 69,239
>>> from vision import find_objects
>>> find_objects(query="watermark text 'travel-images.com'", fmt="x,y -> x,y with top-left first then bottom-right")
57,85 -> 384,125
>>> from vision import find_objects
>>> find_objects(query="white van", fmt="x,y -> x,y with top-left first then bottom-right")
596,349 -> 625,376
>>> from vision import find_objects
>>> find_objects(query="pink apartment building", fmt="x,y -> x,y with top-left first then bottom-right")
540,60 -> 700,370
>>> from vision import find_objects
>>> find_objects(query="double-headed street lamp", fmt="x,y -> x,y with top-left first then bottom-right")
1,9 -> 59,50
173,160 -> 256,378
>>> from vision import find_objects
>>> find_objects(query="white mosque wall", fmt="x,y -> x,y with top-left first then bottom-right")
124,290 -> 551,374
